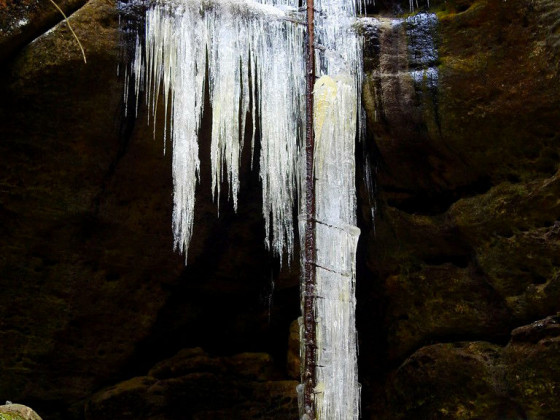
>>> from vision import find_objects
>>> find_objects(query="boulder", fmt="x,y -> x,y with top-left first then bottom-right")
376,173 -> 560,360
84,348 -> 298,419
0,404 -> 42,420
383,316 -> 560,419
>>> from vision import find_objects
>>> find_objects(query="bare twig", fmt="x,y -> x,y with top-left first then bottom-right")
47,0 -> 87,63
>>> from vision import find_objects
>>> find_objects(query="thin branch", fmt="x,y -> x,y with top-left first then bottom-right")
302,0 -> 317,418
47,0 -> 87,64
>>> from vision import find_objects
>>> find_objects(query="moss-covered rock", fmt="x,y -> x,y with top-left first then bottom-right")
383,316 -> 560,419
363,0 -> 560,211
449,174 -> 560,321
385,263 -> 511,359
360,0 -> 560,417
503,316 -> 560,418
0,404 -> 42,420
369,172 -> 560,361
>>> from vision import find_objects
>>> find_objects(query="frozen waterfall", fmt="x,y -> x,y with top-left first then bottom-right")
128,0 -> 306,260
126,0 -> 363,418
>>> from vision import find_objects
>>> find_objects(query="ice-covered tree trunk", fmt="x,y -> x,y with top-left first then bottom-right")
126,0 -> 364,418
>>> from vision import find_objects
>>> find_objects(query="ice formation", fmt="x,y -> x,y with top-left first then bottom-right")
311,75 -> 361,419
406,13 -> 439,90
129,0 -> 306,259
128,0 -> 363,417
356,12 -> 439,92
308,2 -> 362,417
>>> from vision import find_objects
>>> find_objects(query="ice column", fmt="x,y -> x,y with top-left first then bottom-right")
308,1 -> 362,417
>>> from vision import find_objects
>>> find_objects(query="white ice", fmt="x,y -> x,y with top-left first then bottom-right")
309,2 -> 362,417
130,0 -> 364,417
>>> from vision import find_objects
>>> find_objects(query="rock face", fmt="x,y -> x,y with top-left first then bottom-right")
0,0 -> 88,62
0,0 -> 153,409
0,0 -> 559,419
0,0 -> 297,417
84,348 -> 299,419
385,316 -> 560,419
360,0 -> 560,418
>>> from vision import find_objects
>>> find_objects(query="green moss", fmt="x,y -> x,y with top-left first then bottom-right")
430,0 -> 482,20
0,413 -> 27,420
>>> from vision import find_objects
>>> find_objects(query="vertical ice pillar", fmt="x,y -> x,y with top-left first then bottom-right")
307,0 -> 363,417
311,75 -> 361,419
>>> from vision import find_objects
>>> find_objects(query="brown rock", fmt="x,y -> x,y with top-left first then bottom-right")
510,315 -> 560,344
384,316 -> 560,419
0,0 -> 183,407
360,2 -> 560,416
384,263 -> 510,360
362,0 -> 560,211
85,348 -> 298,420
0,0 -> 88,62
449,174 -> 560,321
368,174 -> 560,362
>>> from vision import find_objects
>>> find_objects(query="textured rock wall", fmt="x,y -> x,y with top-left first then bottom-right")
0,0 -> 559,418
0,0 -> 89,62
0,1 -> 298,418
0,0 -> 182,411
360,0 -> 560,418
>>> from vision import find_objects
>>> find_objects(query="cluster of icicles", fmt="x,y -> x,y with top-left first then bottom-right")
127,0 -> 367,418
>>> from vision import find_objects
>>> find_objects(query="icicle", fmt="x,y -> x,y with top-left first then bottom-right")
134,1 -> 209,260
257,17 -> 305,261
131,0 -> 308,260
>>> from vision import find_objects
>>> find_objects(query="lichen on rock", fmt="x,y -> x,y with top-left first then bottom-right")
0,403 -> 42,420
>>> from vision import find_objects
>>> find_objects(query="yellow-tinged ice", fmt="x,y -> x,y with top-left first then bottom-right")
313,75 -> 338,139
